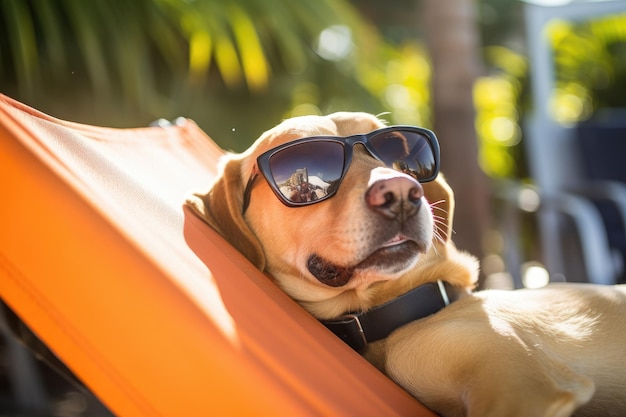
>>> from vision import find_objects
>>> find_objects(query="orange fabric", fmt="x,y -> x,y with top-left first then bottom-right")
0,94 -> 435,416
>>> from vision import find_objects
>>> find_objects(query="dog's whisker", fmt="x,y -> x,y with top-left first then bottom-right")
429,199 -> 447,206
433,218 -> 448,228
433,228 -> 447,244
429,200 -> 449,214
433,231 -> 447,243
431,242 -> 443,258
432,217 -> 448,228
432,221 -> 450,243
375,112 -> 392,124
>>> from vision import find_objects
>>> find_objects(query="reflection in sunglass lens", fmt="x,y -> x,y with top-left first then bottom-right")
268,141 -> 345,204
369,131 -> 435,181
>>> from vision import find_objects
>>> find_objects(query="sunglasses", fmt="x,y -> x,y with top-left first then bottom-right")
242,125 -> 440,214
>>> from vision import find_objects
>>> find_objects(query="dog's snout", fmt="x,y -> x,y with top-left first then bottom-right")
366,167 -> 423,220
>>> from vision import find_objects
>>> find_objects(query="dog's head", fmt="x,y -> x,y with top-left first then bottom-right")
187,112 -> 477,319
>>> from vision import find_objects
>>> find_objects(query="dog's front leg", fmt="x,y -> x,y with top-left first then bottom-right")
381,306 -> 595,417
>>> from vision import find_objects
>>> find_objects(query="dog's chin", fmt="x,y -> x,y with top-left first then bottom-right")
306,240 -> 426,288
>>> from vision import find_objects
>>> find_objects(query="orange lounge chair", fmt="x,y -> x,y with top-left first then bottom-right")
0,94 -> 435,416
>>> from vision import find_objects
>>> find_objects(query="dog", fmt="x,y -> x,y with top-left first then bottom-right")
186,112 -> 626,417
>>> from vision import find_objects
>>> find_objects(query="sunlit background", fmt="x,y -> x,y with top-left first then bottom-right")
3,1 -> 626,415
2,1 -> 626,292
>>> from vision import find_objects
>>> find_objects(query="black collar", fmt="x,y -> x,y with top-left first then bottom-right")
321,280 -> 465,352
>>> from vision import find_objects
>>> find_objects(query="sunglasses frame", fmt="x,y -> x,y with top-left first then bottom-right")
242,125 -> 440,214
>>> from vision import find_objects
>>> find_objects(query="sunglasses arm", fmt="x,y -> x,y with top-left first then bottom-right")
241,165 -> 259,215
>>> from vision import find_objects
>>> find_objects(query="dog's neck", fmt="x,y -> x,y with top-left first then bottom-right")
321,280 -> 467,352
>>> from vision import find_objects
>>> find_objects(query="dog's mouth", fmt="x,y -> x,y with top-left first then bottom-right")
306,236 -> 425,287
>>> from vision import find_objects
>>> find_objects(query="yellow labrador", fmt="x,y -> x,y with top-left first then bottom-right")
187,112 -> 626,417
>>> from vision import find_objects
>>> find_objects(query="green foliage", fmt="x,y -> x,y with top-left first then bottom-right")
0,0 -> 432,151
474,46 -> 529,179
474,12 -> 626,180
548,13 -> 626,124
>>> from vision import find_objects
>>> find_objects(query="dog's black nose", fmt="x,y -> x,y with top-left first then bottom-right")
366,167 -> 423,220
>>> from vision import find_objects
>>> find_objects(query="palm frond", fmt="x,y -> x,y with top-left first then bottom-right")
3,0 -> 39,94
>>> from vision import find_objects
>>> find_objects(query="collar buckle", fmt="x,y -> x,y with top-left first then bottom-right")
324,313 -> 368,352
341,313 -> 367,351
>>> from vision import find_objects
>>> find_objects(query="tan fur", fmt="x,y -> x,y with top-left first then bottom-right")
187,112 -> 626,417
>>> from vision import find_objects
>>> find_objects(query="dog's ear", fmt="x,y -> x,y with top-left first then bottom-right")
423,173 -> 455,246
185,155 -> 266,270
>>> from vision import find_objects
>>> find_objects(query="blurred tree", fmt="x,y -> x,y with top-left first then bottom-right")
421,0 -> 489,272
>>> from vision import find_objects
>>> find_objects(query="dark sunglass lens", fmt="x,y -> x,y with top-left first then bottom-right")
268,141 -> 345,204
370,131 -> 436,181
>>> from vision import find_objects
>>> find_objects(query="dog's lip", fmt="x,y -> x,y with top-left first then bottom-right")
381,234 -> 410,247
356,239 -> 420,271
307,236 -> 425,287
306,254 -> 355,288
